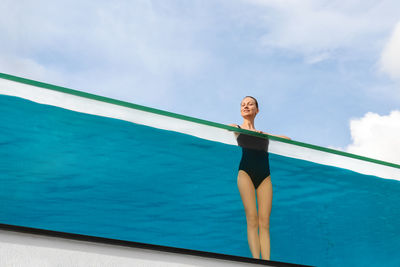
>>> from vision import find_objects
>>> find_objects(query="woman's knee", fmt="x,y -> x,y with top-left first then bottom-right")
246,213 -> 259,229
258,215 -> 270,230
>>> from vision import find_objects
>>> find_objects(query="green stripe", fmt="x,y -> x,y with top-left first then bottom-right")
1,72 -> 399,170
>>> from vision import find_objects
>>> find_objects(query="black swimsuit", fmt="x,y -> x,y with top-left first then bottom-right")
236,125 -> 270,189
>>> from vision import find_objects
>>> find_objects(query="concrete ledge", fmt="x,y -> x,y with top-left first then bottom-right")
0,224 -> 302,267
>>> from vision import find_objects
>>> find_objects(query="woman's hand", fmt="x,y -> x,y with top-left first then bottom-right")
228,123 -> 240,130
278,135 -> 291,140
261,131 -> 291,140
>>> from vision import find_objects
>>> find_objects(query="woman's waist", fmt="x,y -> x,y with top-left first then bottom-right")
241,148 -> 269,155
241,149 -> 269,161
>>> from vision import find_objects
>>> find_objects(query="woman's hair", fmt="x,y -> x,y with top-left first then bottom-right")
242,96 -> 259,109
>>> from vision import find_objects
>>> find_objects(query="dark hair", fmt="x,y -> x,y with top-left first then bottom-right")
242,96 -> 258,109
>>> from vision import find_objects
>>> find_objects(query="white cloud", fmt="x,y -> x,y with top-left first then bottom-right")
345,111 -> 400,165
2,0 -> 399,93
304,52 -> 331,64
244,0 -> 400,62
0,0 -> 213,107
380,22 -> 400,80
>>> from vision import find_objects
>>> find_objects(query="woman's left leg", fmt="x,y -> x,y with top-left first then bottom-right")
256,175 -> 273,260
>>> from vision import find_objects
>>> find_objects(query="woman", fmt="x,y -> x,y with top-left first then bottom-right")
230,96 -> 290,260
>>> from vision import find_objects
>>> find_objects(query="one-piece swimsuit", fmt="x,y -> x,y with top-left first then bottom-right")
236,125 -> 270,189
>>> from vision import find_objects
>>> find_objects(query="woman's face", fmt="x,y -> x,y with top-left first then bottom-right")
241,97 -> 258,118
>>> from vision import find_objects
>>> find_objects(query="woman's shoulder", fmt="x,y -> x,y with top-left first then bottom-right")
229,124 -> 265,133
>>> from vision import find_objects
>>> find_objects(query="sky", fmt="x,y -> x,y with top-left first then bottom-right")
0,0 -> 399,164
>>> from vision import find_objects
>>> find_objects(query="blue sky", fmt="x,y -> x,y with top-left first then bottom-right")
1,0 -> 399,163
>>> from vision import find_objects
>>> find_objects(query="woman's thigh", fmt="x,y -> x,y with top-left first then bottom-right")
256,176 -> 273,221
237,170 -> 257,217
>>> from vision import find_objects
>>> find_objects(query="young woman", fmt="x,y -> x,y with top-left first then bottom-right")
230,96 -> 290,260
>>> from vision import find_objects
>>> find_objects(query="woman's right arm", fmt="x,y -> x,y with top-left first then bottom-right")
228,124 -> 240,137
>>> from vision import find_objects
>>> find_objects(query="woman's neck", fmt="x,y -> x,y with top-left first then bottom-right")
241,119 -> 256,130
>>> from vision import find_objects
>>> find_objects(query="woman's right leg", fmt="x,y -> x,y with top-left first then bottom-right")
256,176 -> 273,260
237,170 -> 260,259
